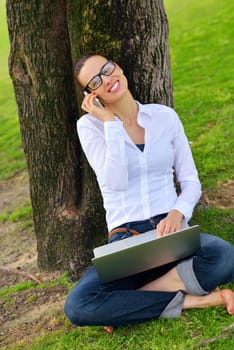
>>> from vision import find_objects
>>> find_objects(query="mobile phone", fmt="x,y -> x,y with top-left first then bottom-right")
83,91 -> 105,109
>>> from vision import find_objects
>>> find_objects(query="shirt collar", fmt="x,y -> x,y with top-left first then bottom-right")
135,101 -> 153,127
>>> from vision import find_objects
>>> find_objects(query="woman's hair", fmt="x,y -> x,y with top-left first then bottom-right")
73,53 -> 107,87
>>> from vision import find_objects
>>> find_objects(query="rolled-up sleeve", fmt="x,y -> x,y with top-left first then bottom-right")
171,111 -> 202,222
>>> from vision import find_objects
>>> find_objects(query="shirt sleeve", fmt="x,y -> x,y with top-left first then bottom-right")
77,116 -> 128,191
170,110 -> 202,222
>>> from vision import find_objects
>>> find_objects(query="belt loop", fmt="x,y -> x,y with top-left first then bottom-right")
149,217 -> 156,228
126,222 -> 131,233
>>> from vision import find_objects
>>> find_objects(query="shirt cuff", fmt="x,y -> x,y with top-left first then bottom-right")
104,119 -> 123,141
171,200 -> 193,223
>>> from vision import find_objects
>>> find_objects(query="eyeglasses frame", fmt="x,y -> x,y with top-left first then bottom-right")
83,60 -> 116,92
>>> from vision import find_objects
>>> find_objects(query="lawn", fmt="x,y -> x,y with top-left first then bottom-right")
167,0 -> 234,189
0,0 -> 233,349
0,2 -> 26,180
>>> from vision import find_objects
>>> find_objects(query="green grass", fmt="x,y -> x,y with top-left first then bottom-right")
0,203 -> 32,223
1,0 -> 234,349
191,207 -> 234,244
0,273 -> 70,300
165,0 -> 234,188
4,311 -> 234,350
0,281 -> 36,298
0,2 -> 26,180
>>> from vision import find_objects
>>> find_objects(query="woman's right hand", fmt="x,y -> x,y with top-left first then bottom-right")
81,92 -> 116,122
156,210 -> 184,237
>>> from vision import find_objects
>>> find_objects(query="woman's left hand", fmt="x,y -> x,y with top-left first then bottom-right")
157,210 -> 184,237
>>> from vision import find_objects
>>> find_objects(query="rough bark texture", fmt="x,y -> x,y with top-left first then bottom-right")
68,0 -> 173,106
114,0 -> 173,106
7,0 -> 107,279
6,0 -> 172,279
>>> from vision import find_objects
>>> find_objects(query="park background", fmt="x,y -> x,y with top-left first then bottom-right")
0,0 -> 233,349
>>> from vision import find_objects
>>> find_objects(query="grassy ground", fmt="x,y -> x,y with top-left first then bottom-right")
0,0 -> 234,349
0,2 -> 26,180
167,0 -> 234,189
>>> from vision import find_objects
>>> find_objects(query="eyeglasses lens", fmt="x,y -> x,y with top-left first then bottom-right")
102,61 -> 115,76
88,61 -> 115,91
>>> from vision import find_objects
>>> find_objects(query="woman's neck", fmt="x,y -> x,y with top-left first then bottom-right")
107,90 -> 138,126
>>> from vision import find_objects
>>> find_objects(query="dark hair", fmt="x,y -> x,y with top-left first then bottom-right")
73,53 -> 107,87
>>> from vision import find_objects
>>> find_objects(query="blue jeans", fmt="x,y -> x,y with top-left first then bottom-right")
64,214 -> 234,327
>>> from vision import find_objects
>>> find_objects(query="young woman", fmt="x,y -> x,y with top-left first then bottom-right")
64,54 -> 234,332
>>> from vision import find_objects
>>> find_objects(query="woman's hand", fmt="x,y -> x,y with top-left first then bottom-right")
157,210 -> 184,237
81,92 -> 115,122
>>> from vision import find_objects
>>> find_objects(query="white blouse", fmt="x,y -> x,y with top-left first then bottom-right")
77,102 -> 201,231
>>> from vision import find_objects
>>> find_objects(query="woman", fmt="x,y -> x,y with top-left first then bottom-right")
64,53 -> 234,332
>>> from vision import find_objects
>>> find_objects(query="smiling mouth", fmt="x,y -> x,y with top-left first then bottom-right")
108,80 -> 120,92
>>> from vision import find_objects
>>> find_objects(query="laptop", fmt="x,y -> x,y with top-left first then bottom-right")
92,225 -> 201,282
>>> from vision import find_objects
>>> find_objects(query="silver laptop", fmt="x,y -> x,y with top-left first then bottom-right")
92,225 -> 201,282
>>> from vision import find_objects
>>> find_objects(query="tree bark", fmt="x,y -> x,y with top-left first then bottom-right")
68,0 -> 173,106
6,0 -> 172,279
7,0 -> 107,279
112,0 -> 173,106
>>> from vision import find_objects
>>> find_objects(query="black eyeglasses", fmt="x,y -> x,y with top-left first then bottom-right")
84,60 -> 116,92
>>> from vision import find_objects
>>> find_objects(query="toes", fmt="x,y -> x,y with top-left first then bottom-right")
220,289 -> 234,315
103,326 -> 114,334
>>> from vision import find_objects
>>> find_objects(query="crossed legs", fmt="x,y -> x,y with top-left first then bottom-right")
139,266 -> 234,315
104,234 -> 234,333
65,233 -> 234,334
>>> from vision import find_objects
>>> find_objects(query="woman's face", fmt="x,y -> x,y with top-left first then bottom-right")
77,55 -> 128,104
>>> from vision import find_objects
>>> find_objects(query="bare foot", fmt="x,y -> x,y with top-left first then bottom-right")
103,326 -> 114,334
220,289 -> 234,314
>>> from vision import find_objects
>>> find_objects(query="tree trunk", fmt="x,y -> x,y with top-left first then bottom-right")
6,0 -> 106,279
113,0 -> 173,106
68,0 -> 173,106
6,0 -> 172,280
